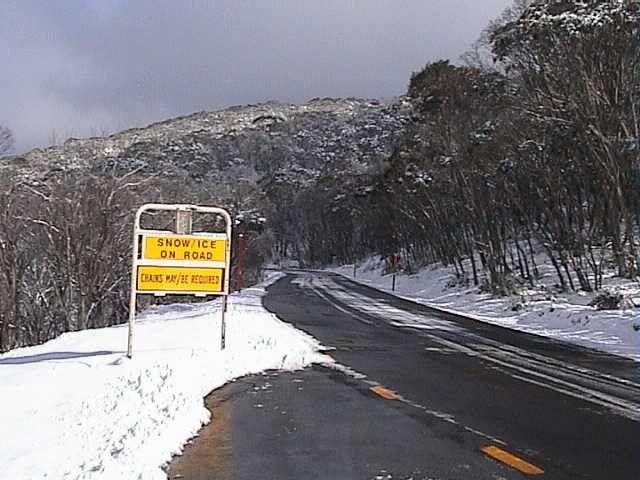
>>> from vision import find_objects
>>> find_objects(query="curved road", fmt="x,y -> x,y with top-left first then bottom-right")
168,271 -> 640,479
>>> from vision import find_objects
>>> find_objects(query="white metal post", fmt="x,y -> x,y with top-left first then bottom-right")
126,273 -> 137,358
127,205 -> 147,358
221,209 -> 232,350
175,209 -> 193,235
222,208 -> 232,350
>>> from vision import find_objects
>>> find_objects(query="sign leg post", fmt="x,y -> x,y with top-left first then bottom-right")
221,295 -> 228,350
127,289 -> 136,358
237,234 -> 245,290
127,225 -> 142,359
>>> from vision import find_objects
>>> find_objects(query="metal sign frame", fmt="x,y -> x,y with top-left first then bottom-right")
127,203 -> 232,358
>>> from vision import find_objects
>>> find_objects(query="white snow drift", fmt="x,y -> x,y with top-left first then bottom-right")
0,274 -> 329,480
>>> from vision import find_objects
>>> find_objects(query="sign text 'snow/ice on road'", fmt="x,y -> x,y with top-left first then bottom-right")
143,235 -> 226,262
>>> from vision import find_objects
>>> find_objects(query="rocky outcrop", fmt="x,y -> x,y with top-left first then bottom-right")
3,97 -> 413,186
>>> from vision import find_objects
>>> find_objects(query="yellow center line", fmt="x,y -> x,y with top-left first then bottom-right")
370,385 -> 400,400
481,445 -> 544,475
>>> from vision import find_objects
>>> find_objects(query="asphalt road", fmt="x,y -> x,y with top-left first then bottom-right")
168,272 -> 640,479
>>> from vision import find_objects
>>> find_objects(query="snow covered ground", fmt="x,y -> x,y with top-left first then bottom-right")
331,258 -> 639,362
1,263 -> 636,479
0,273 -> 329,480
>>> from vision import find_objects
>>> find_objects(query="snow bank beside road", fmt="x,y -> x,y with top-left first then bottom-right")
331,259 -> 639,361
0,274 -> 328,480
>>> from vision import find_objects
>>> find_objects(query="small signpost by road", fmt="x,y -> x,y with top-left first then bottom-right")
390,254 -> 401,291
127,203 -> 232,358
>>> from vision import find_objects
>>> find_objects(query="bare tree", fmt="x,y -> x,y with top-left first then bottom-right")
0,125 -> 14,156
461,0 -> 532,69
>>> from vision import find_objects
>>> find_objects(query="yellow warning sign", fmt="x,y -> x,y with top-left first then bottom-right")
143,235 -> 226,262
137,266 -> 224,293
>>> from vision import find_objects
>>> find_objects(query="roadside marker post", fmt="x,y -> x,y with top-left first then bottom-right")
127,204 -> 232,358
390,254 -> 400,291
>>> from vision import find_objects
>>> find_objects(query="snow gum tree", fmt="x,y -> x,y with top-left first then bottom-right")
349,2 -> 639,295
491,0 -> 640,278
382,61 -> 521,292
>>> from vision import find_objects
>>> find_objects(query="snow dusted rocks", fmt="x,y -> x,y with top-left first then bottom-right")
3,97 -> 412,184
0,274 -> 330,479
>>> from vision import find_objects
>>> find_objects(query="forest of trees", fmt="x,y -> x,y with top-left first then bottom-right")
0,168 -> 267,352
1,0 -> 638,352
280,0 -> 640,294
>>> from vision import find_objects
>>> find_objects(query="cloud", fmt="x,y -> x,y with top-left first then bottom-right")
0,0 -> 511,153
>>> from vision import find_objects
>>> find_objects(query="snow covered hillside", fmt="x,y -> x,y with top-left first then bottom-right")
4,97 -> 410,183
332,259 -> 640,362
0,274 -> 329,480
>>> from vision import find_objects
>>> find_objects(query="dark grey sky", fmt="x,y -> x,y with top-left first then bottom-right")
1,1 -> 510,153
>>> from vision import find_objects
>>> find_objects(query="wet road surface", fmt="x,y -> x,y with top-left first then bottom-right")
168,272 -> 640,479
